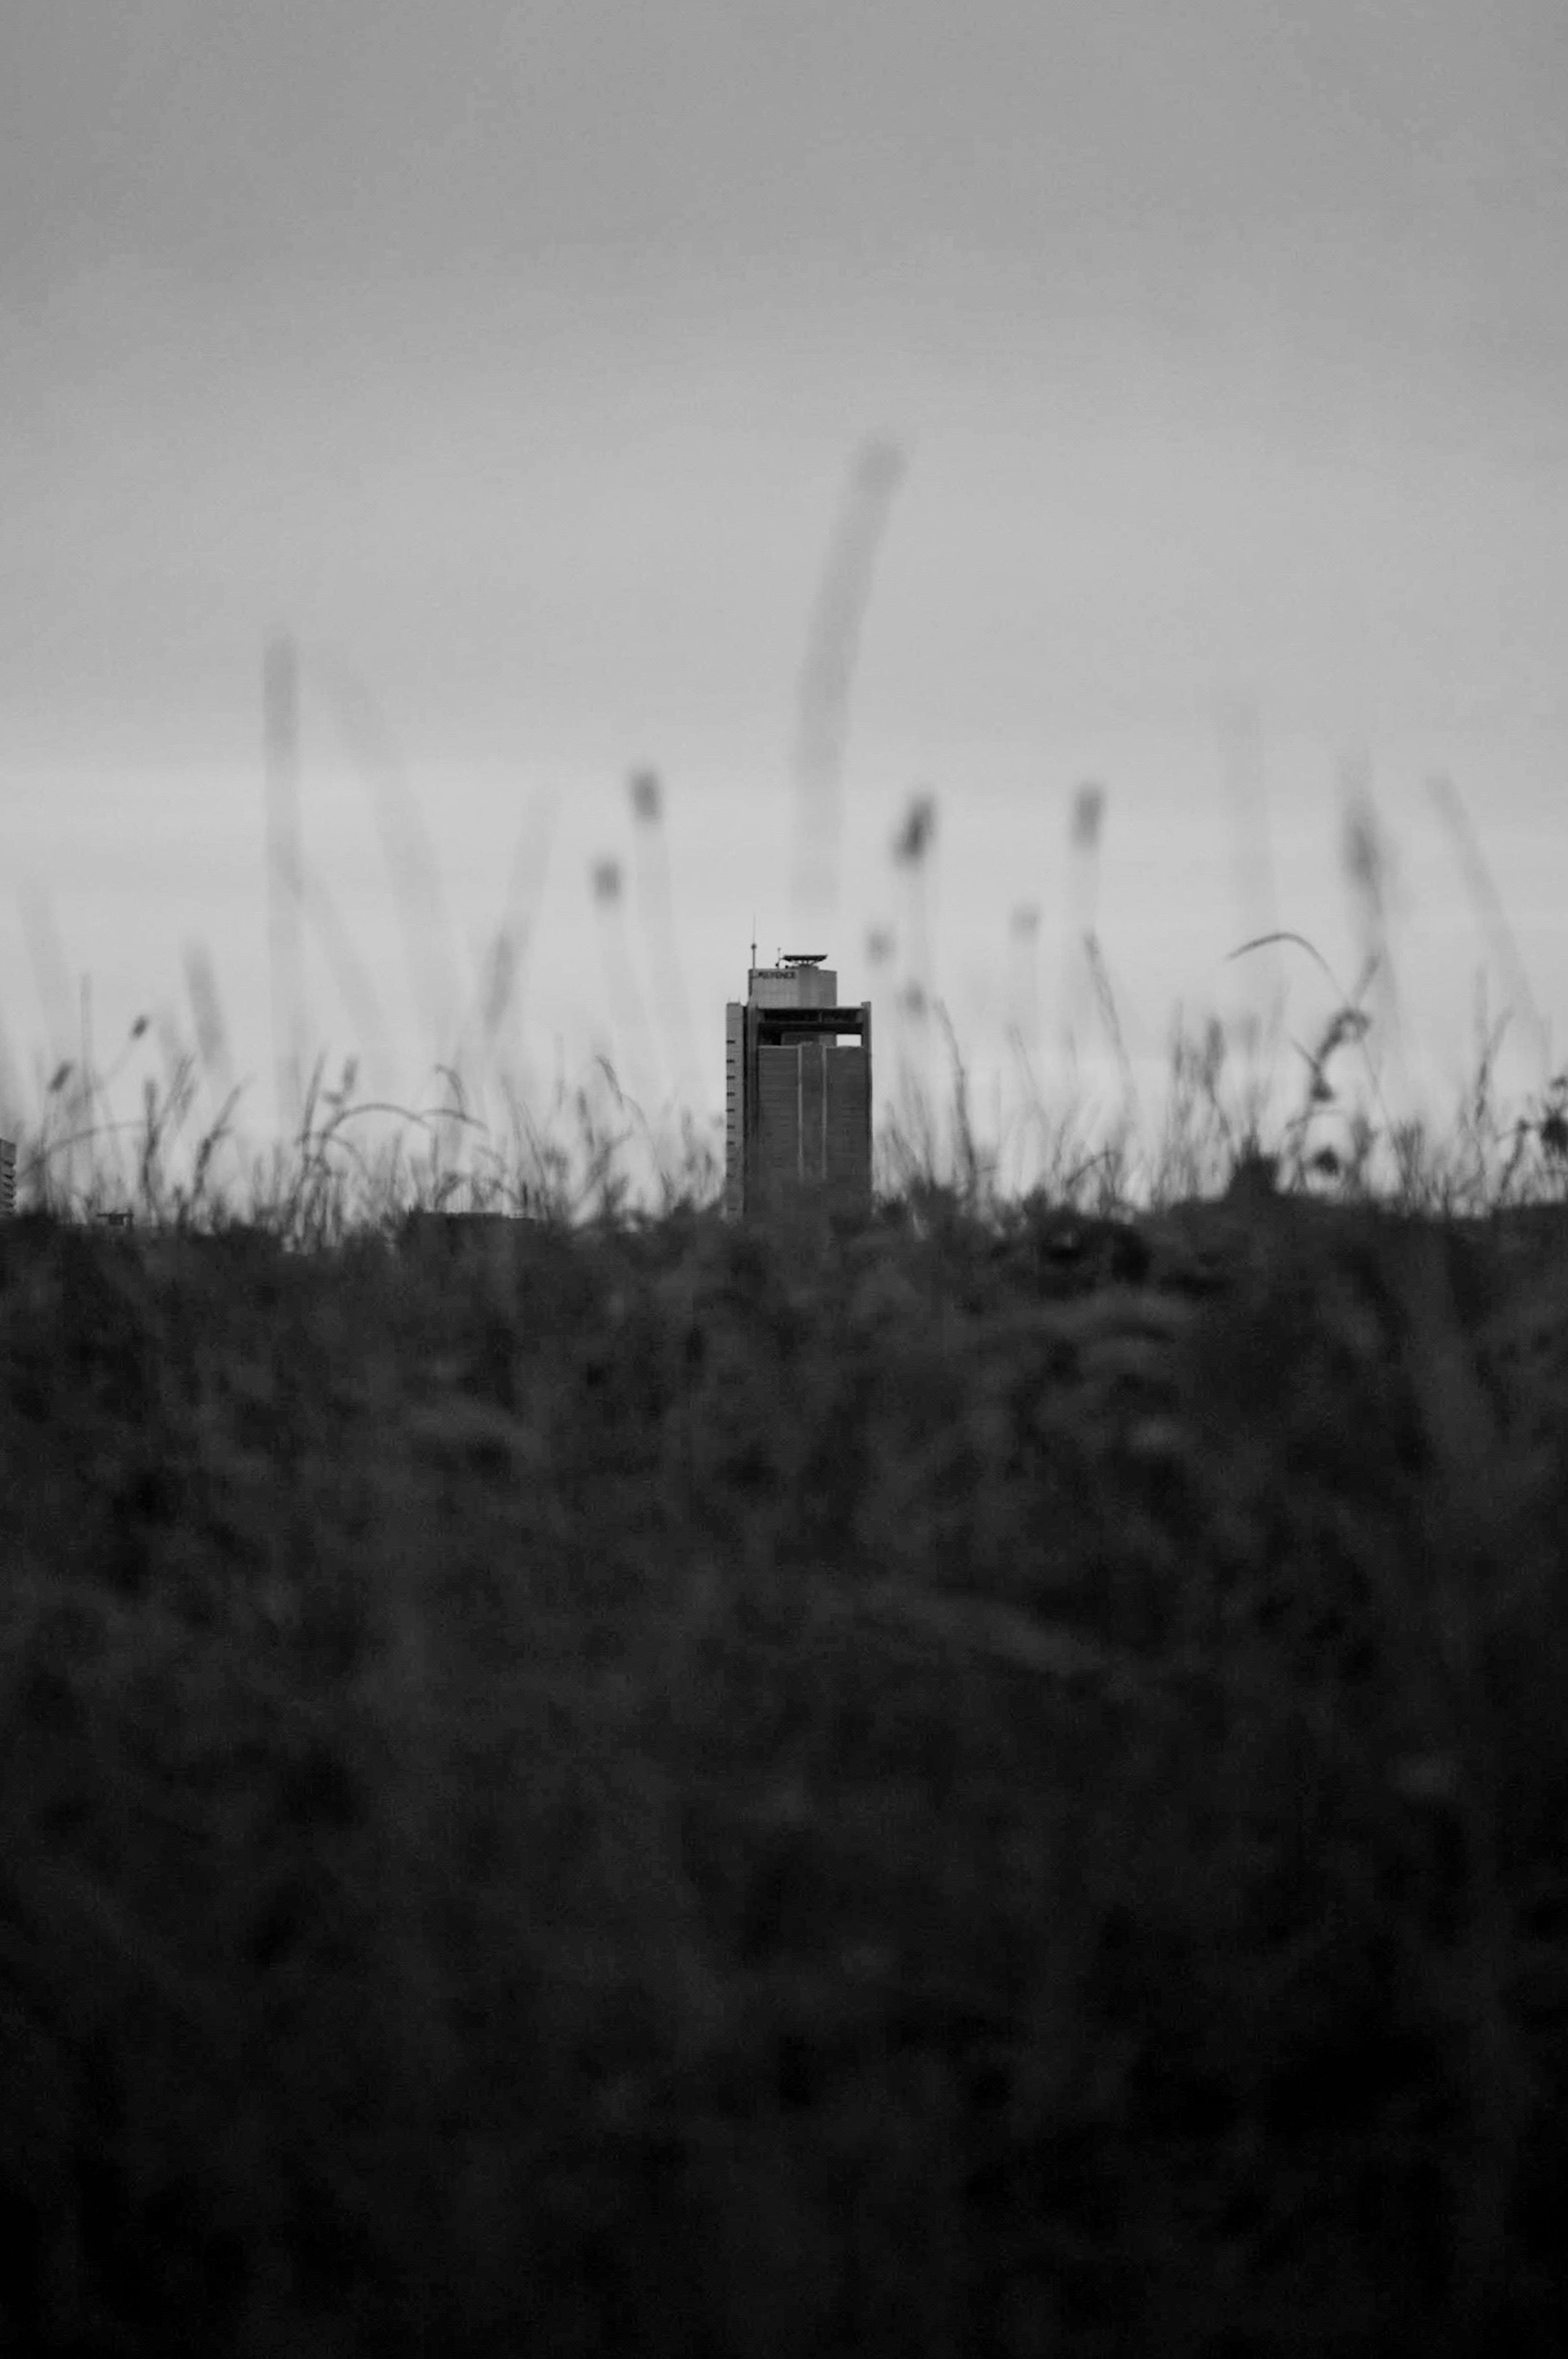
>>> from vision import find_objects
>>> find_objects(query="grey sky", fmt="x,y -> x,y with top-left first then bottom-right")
7,5 -> 1565,288
3,3 -> 1567,1151
6,2 -> 1566,722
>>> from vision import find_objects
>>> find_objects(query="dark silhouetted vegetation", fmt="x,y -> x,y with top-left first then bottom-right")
2,974 -> 1568,2355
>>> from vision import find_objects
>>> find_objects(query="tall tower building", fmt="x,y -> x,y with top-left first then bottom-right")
724,953 -> 872,1221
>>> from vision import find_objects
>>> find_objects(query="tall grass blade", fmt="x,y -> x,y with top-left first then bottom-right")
1429,771 -> 1548,1079
790,435 -> 906,943
307,644 -> 467,1088
263,633 -> 306,1139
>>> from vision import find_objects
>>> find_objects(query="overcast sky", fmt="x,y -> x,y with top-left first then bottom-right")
4,2 -> 1567,1179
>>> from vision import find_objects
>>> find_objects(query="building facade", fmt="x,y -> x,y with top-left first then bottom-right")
724,954 -> 872,1220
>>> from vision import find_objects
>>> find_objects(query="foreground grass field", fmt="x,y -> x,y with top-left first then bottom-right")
4,1023 -> 1568,2356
